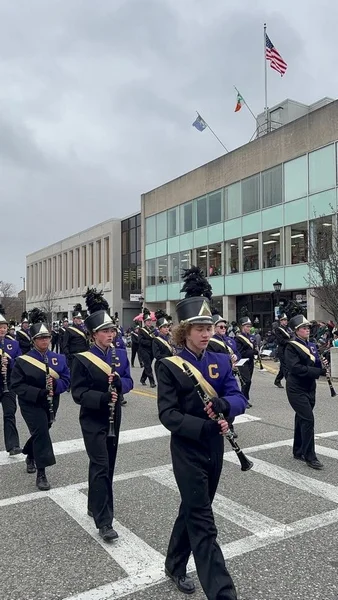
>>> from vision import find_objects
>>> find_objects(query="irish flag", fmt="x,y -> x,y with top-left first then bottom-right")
234,92 -> 244,112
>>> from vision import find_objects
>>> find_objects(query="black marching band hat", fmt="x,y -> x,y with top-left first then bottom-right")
83,287 -> 113,332
72,303 -> 83,319
239,316 -> 252,327
176,266 -> 214,325
29,308 -> 50,339
21,311 -> 29,324
289,314 -> 311,331
155,309 -> 169,329
142,307 -> 152,323
0,304 -> 8,325
9,320 -> 16,330
211,307 -> 226,327
279,313 -> 288,320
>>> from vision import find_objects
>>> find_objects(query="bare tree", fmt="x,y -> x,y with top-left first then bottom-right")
39,287 -> 58,329
306,215 -> 338,322
0,281 -> 17,316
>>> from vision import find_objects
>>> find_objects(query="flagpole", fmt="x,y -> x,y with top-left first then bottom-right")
264,23 -> 269,133
196,111 -> 229,153
233,86 -> 256,122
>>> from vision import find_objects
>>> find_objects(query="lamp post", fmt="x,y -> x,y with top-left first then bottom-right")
273,279 -> 282,319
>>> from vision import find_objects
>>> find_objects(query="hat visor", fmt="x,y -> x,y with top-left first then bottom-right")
294,321 -> 310,329
214,318 -> 226,326
32,333 -> 51,339
183,316 -> 214,325
92,323 -> 116,332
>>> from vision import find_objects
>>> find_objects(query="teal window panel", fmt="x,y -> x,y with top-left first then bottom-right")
179,232 -> 194,252
224,218 -> 241,240
284,155 -> 308,202
242,212 -> 261,237
284,198 -> 307,226
261,205 -> 283,231
145,243 -> 156,260
208,223 -> 224,244
145,286 -> 157,302
209,276 -> 224,296
156,240 -> 167,257
224,274 -> 243,295
262,268 -> 285,292
284,264 -> 309,290
167,282 -> 180,300
156,285 -> 168,302
309,189 -> 336,219
156,211 -> 167,241
242,271 -> 263,294
309,144 -> 336,194
168,236 -> 180,254
145,216 -> 156,244
193,227 -> 208,247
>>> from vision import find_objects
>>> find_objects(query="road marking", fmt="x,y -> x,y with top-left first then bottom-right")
0,416 -> 260,467
133,389 -> 157,398
52,488 -> 164,576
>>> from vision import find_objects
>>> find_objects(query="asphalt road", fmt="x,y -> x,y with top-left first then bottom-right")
1,357 -> 338,600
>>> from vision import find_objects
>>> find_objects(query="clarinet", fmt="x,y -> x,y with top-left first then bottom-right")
182,362 -> 253,472
316,343 -> 337,398
44,355 -> 55,426
0,338 -> 9,393
225,343 -> 245,388
107,346 -> 117,443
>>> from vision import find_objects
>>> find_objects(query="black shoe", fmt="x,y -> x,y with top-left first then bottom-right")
99,525 -> 119,542
87,510 -> 93,518
274,382 -> 284,389
25,457 -> 36,473
140,381 -> 147,386
246,402 -> 252,409
36,472 -> 51,491
9,447 -> 22,456
293,454 -> 305,462
306,459 -> 324,470
150,383 -> 156,388
165,568 -> 195,595
121,398 -> 127,406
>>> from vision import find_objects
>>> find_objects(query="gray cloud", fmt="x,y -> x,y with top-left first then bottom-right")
0,0 -> 335,289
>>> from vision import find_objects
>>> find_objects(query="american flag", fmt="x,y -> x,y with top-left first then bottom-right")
265,33 -> 287,76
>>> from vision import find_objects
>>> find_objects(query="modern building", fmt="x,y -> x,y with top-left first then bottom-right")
141,97 -> 338,330
121,212 -> 142,324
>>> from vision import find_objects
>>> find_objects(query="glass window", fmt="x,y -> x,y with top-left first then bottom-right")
225,182 -> 241,219
208,244 -> 222,276
262,230 -> 281,268
196,246 -> 207,275
136,213 -> 141,226
284,155 -> 307,202
146,259 -> 156,286
262,165 -> 283,208
146,216 -> 156,244
157,256 -> 168,284
168,208 -> 178,237
129,216 -> 136,228
136,225 -> 141,251
169,253 -> 180,282
129,228 -> 136,253
208,190 -> 222,224
243,236 -> 259,271
156,211 -> 167,241
226,240 -> 239,274
309,217 -> 333,260
196,196 -> 207,228
242,174 -> 260,215
122,219 -> 128,232
291,222 -> 308,264
180,251 -> 191,274
180,202 -> 193,233
309,144 -> 336,194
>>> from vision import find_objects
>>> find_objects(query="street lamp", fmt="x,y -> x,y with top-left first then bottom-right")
273,279 -> 282,318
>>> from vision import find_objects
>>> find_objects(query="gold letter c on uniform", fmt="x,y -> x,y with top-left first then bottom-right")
208,364 -> 219,379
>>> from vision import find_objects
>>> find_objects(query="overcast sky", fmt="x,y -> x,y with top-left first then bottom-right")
0,0 -> 336,290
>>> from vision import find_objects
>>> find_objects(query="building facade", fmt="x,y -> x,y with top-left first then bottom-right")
142,98 -> 338,329
26,218 -> 122,322
121,212 -> 143,324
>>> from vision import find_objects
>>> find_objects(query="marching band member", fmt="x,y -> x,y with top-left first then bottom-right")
11,309 -> 70,490
62,304 -> 89,370
138,310 -> 156,387
0,308 -> 22,456
274,313 -> 292,389
235,316 -> 256,408
16,311 -> 31,354
6,321 -> 17,341
58,315 -> 69,354
71,288 -> 133,542
152,311 -> 174,378
157,267 -> 247,599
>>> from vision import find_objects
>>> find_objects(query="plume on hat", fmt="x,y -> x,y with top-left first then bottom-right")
180,266 -> 212,301
73,303 -> 82,312
155,309 -> 166,321
0,304 -> 5,316
29,307 -> 46,324
211,306 -> 220,316
143,306 -> 151,318
21,311 -> 28,321
9,320 -> 16,327
83,287 -> 109,315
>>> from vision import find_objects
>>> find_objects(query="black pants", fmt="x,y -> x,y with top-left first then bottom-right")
20,397 -> 60,469
166,438 -> 237,600
238,361 -> 254,401
131,344 -> 138,367
52,342 -> 59,353
275,355 -> 286,384
139,352 -> 155,385
0,390 -> 20,452
286,382 -> 317,461
81,405 -> 121,529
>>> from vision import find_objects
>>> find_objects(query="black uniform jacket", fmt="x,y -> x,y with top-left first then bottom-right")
235,333 -> 255,362
152,335 -> 173,361
284,339 -> 324,392
16,329 -> 31,354
131,331 -> 139,347
138,327 -> 154,358
11,349 -> 70,403
62,325 -> 89,357
207,337 -> 233,357
275,326 -> 292,358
